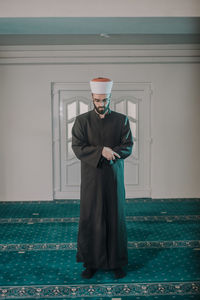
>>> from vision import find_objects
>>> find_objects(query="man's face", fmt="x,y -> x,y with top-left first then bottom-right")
92,93 -> 111,115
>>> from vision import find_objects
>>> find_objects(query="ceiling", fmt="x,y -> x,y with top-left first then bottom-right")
0,17 -> 200,45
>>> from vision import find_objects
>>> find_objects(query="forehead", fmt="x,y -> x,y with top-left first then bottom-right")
92,93 -> 110,99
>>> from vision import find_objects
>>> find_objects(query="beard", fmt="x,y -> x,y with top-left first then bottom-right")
93,102 -> 109,115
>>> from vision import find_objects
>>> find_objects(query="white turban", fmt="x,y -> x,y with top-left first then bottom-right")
90,77 -> 113,94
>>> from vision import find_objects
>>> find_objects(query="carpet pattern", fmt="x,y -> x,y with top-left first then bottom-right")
0,198 -> 200,299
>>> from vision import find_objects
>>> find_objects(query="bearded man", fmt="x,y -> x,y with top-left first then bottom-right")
71,77 -> 133,279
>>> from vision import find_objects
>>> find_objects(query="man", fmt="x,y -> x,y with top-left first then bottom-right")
71,77 -> 134,279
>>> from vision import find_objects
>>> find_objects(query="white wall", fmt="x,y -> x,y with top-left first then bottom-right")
0,0 -> 199,17
0,64 -> 53,201
0,45 -> 200,201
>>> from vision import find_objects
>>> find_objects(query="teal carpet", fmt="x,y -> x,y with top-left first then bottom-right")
0,198 -> 200,299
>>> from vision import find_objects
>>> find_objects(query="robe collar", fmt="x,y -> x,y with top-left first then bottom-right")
92,107 -> 111,119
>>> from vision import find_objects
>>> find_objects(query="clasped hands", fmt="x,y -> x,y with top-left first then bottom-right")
102,146 -> 121,161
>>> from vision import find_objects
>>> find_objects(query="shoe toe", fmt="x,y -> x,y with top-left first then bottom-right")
113,267 -> 126,279
81,268 -> 97,279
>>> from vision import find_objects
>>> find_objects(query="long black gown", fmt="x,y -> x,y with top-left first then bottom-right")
71,107 -> 134,270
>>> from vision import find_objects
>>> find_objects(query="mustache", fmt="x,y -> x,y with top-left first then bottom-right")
93,102 -> 109,114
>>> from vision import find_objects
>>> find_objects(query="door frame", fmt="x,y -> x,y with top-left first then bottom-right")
51,82 -> 152,199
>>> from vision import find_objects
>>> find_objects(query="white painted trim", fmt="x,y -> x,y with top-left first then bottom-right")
1,44 -> 200,50
55,187 -> 152,199
0,44 -> 200,64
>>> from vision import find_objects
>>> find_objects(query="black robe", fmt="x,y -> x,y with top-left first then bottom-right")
71,107 -> 134,270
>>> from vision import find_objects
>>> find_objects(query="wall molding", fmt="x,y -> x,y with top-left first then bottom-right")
0,44 -> 200,64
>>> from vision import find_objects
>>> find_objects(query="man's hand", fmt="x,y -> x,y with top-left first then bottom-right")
102,146 -> 121,160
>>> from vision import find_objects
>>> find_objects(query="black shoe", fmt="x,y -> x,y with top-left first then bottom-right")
81,268 -> 97,279
113,267 -> 126,279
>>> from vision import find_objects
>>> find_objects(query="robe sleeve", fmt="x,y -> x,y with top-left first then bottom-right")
112,115 -> 134,160
71,116 -> 104,168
